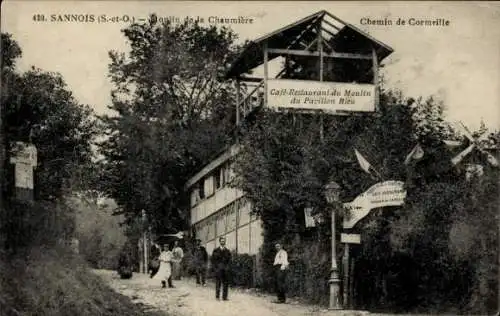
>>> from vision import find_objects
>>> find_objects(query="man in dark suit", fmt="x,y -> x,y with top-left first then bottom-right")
211,236 -> 231,301
194,239 -> 208,286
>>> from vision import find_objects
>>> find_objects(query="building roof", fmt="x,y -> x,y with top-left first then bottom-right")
225,10 -> 394,79
185,144 -> 241,190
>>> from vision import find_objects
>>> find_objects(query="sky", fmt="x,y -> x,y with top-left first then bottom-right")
2,1 -> 500,130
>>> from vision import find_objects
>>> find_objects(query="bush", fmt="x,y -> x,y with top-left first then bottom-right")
230,252 -> 256,288
267,241 -> 330,305
1,200 -> 76,252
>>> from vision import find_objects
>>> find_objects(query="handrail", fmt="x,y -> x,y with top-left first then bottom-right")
238,80 -> 264,107
238,80 -> 265,119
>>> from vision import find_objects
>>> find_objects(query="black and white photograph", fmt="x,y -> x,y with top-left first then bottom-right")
1,1 -> 499,315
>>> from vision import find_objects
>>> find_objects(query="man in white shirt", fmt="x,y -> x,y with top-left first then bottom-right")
273,243 -> 289,303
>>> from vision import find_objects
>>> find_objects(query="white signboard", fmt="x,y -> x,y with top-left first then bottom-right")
267,79 -> 375,113
15,163 -> 34,189
341,233 -> 361,244
304,207 -> 316,227
343,181 -> 406,229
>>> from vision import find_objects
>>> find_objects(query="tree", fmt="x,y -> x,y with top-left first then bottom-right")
98,17 -> 241,236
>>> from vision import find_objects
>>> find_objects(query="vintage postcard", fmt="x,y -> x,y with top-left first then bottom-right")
1,1 -> 499,315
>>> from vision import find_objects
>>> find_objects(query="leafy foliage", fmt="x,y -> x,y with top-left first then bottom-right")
2,59 -> 98,200
71,197 -> 128,269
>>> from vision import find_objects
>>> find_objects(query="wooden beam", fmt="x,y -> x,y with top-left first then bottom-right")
322,38 -> 334,51
305,38 -> 318,51
321,27 -> 336,38
324,11 -> 349,27
286,14 -> 323,49
323,18 -> 341,31
268,48 -> 372,59
372,46 -> 380,111
237,76 -> 262,83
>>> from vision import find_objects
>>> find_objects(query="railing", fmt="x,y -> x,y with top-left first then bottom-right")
238,80 -> 264,121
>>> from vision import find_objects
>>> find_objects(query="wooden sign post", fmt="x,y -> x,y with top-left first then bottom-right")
341,233 -> 361,308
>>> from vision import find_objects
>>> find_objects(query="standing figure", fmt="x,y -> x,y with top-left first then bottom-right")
172,240 -> 184,280
152,243 -> 174,288
149,242 -> 161,278
117,247 -> 133,279
273,243 -> 289,303
211,236 -> 231,301
194,239 -> 208,286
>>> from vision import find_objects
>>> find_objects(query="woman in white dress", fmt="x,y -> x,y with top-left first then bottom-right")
152,243 -> 173,288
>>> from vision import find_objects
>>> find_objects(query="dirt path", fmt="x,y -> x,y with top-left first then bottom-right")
94,270 -> 373,316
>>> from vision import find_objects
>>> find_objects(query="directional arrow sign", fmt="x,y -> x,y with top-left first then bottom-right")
343,180 -> 406,229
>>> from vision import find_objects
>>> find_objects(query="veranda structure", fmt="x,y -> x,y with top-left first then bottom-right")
225,10 -> 393,123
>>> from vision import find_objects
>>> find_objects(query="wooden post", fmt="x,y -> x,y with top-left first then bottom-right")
318,24 -> 324,82
343,243 -> 350,307
138,239 -> 144,274
236,79 -> 240,126
318,24 -> 325,141
372,47 -> 380,112
141,209 -> 148,274
235,205 -> 239,254
263,41 -> 269,107
320,115 -> 324,141
349,253 -> 355,309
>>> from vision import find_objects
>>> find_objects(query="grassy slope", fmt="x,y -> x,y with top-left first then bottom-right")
0,246 -> 166,316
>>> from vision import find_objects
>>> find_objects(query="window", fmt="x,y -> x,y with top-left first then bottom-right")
216,212 -> 227,236
238,200 -> 251,226
223,163 -> 232,184
191,188 -> 200,206
225,230 -> 237,251
221,165 -> 227,186
237,225 -> 250,254
249,220 -> 264,255
227,206 -> 237,232
207,218 -> 216,240
204,176 -> 214,197
228,162 -> 236,181
195,223 -> 206,244
199,181 -> 205,199
214,168 -> 222,190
